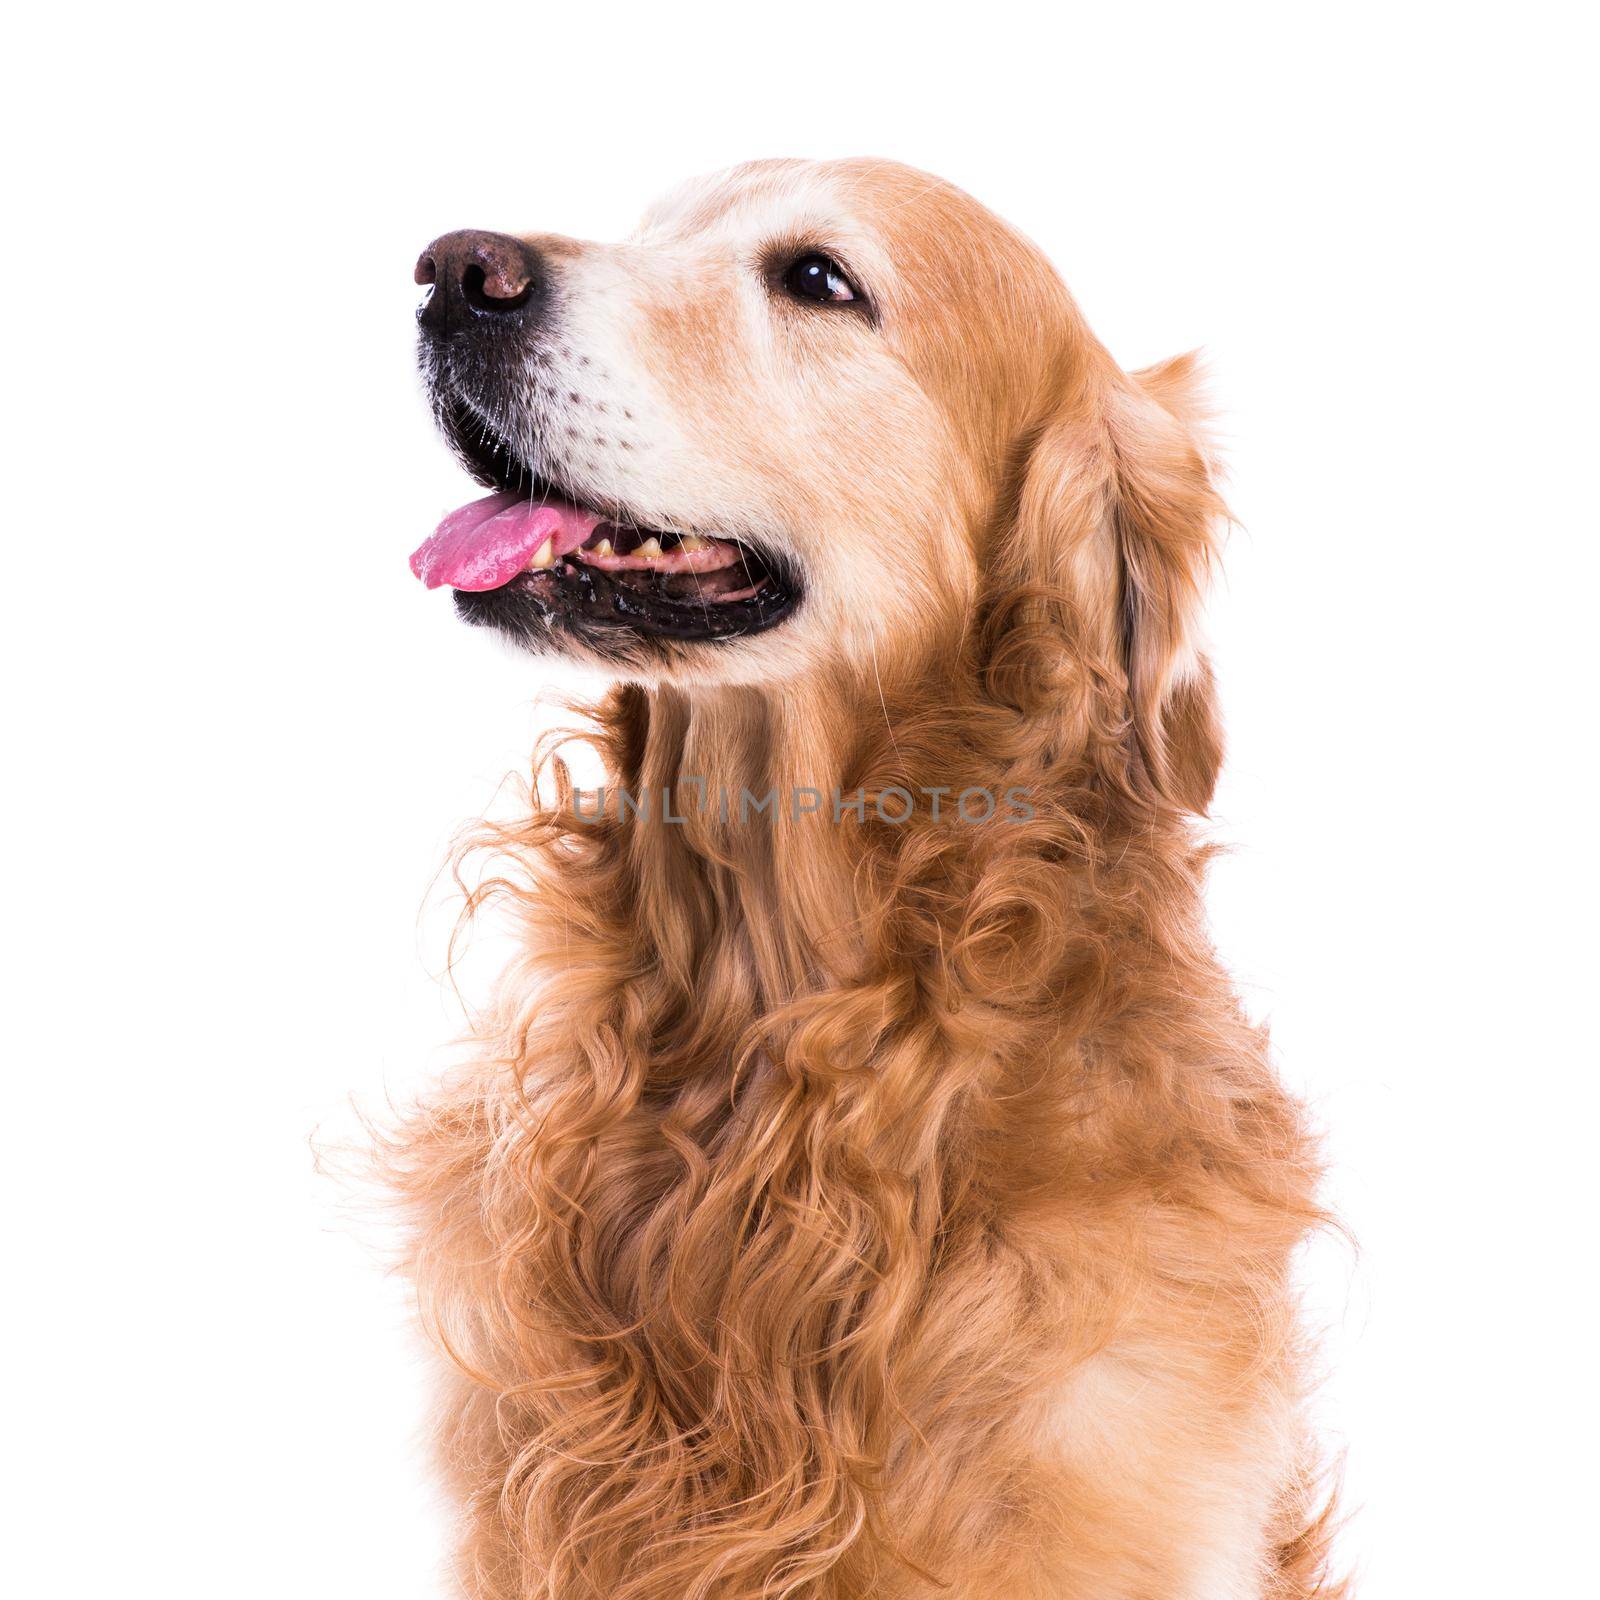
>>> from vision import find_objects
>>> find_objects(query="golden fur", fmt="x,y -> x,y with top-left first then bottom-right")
385,160 -> 1343,1599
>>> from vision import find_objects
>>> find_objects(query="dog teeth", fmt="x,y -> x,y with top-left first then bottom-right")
593,538 -> 613,557
636,537 -> 663,558
679,535 -> 709,553
527,537 -> 555,569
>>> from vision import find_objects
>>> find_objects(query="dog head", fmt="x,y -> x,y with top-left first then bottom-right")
412,158 -> 1225,809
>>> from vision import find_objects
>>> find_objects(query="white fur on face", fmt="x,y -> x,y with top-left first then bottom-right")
488,163 -> 978,686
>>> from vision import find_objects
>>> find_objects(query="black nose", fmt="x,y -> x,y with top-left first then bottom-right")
414,229 -> 546,334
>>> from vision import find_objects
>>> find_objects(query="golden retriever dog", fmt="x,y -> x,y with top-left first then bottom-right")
391,158 -> 1341,1600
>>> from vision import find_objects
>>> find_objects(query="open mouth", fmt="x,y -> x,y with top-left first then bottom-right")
410,404 -> 801,646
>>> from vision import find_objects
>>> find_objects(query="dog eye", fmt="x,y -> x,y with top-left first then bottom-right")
781,253 -> 860,306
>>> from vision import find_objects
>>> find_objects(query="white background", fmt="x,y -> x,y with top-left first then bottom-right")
5,4 -> 1595,1595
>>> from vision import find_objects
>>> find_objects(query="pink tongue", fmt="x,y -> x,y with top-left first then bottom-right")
409,491 -> 602,591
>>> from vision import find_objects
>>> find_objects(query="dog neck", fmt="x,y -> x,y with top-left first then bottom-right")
525,633 -> 1186,1079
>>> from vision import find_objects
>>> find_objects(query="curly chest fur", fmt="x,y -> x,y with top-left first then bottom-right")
393,886 -> 1325,1600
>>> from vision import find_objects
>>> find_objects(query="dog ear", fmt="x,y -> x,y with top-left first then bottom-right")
1000,351 -> 1226,813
